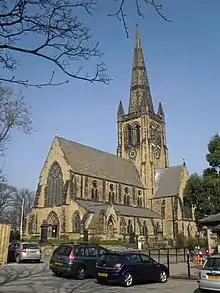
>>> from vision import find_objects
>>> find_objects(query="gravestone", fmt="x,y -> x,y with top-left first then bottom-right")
40,220 -> 49,244
83,229 -> 88,242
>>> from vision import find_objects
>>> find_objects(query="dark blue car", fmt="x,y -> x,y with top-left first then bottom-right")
96,251 -> 169,287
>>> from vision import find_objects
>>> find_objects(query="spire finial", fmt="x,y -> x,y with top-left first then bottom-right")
56,128 -> 59,136
182,158 -> 186,166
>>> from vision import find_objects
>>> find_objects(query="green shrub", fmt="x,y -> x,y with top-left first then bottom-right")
99,239 -> 125,246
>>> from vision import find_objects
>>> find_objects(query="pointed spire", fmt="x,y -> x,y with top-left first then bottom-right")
157,102 -> 165,120
117,100 -> 124,121
128,24 -> 154,115
182,158 -> 186,166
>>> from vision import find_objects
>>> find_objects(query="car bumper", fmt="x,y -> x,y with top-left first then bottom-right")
21,254 -> 41,261
198,279 -> 220,291
49,264 -> 76,275
96,270 -> 123,282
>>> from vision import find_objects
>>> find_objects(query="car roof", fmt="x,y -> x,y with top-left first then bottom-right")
58,243 -> 101,247
103,250 -> 144,255
207,254 -> 220,258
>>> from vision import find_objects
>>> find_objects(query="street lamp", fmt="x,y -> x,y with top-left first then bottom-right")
20,197 -> 25,240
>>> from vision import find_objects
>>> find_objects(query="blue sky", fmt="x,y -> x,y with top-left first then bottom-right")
2,0 -> 220,190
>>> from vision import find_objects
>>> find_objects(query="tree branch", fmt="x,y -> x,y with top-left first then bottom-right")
108,0 -> 171,38
0,0 -> 110,87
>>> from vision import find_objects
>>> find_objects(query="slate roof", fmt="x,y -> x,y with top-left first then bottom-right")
199,212 -> 220,224
154,165 -> 184,199
76,199 -> 162,219
57,137 -> 144,188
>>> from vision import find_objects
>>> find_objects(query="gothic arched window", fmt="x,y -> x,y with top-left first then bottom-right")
137,190 -> 142,207
73,212 -> 81,233
28,215 -> 35,234
124,187 -> 130,205
161,199 -> 166,218
46,162 -> 63,207
124,124 -> 132,149
91,180 -> 98,201
142,220 -> 148,236
127,219 -> 133,235
132,123 -> 141,146
108,184 -> 115,203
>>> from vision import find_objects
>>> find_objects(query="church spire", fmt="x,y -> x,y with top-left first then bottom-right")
117,100 -> 125,121
128,25 -> 154,114
157,101 -> 165,120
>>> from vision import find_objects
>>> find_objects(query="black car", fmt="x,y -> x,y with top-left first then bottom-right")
96,251 -> 169,287
49,243 -> 108,279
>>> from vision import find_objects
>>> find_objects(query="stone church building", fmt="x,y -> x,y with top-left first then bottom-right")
26,26 -> 196,243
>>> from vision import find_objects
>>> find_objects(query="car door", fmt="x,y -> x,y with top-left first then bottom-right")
140,253 -> 159,281
85,246 -> 99,276
125,254 -> 144,282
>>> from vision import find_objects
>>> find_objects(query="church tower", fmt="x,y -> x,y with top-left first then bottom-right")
117,25 -> 169,200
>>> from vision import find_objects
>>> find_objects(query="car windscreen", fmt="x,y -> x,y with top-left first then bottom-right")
23,243 -> 39,249
100,253 -> 122,262
53,245 -> 73,256
203,257 -> 220,271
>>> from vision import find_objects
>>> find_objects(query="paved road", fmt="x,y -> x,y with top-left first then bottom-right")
0,263 -> 199,293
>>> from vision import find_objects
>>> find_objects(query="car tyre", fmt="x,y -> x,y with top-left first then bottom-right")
35,260 -> 41,263
76,266 -> 86,280
96,278 -> 107,285
159,270 -> 168,283
15,255 -> 21,263
122,272 -> 133,287
53,271 -> 62,277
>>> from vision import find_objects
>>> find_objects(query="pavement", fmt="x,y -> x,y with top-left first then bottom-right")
0,262 -> 199,293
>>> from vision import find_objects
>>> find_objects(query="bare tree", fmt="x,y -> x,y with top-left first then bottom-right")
6,188 -> 35,230
0,0 -> 110,87
0,0 -> 170,88
0,87 -> 32,155
0,180 -> 16,220
109,0 -> 171,37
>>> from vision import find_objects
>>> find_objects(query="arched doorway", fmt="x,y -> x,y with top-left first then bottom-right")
47,211 -> 59,238
107,216 -> 115,238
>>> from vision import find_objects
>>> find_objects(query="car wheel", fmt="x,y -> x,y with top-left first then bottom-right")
53,271 -> 62,277
122,272 -> 133,287
76,266 -> 86,280
35,260 -> 41,263
159,270 -> 168,283
96,278 -> 107,285
15,255 -> 21,263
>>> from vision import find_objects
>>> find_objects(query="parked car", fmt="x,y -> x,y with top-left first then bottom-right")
95,251 -> 169,287
7,242 -> 41,263
198,254 -> 220,292
49,243 -> 108,279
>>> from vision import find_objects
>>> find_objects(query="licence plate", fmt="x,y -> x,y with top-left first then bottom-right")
98,272 -> 108,277
28,251 -> 36,254
208,275 -> 220,280
55,262 -> 63,266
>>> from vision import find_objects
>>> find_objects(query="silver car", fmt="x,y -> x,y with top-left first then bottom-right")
8,242 -> 41,263
198,254 -> 220,292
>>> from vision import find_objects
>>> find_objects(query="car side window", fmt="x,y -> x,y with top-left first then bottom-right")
54,245 -> 72,256
10,243 -> 19,249
75,247 -> 85,256
125,254 -> 141,263
130,254 -> 142,263
85,247 -> 98,257
140,254 -> 151,263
